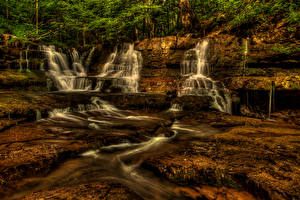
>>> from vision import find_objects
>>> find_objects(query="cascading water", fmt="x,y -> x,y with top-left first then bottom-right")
19,47 -> 31,72
25,46 -> 30,72
18,50 -> 23,72
179,40 -> 232,113
168,104 -> 183,112
242,38 -> 248,71
97,43 -> 142,93
85,46 -> 95,67
7,97 -> 220,200
42,45 -> 93,91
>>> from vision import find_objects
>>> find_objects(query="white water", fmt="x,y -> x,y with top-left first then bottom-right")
18,50 -> 23,72
168,104 -> 183,112
36,109 -> 42,121
7,96 -> 223,200
242,38 -> 248,70
97,43 -> 142,93
42,44 -> 141,93
85,47 -> 96,67
49,97 -> 157,123
179,40 -> 232,113
42,45 -> 93,91
19,47 -> 31,72
48,97 -> 118,118
25,46 -> 30,72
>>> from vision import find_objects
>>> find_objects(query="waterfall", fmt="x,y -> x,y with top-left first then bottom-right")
19,50 -> 23,72
25,46 -> 30,72
19,47 -> 31,72
168,104 -> 183,112
42,44 -> 141,93
36,109 -> 42,121
85,47 -> 96,67
181,40 -> 209,76
242,38 -> 248,71
179,40 -> 232,113
49,97 -> 122,118
42,45 -> 92,91
97,43 -> 142,93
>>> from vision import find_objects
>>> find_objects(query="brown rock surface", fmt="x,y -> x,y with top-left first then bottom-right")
0,107 -> 299,199
144,113 -> 300,200
22,182 -> 142,200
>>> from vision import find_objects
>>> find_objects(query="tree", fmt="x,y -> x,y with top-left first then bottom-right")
36,0 -> 38,34
6,0 -> 9,20
0,0 -> 298,46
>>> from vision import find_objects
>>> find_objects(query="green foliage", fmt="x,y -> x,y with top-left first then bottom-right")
0,0 -> 299,45
272,45 -> 300,55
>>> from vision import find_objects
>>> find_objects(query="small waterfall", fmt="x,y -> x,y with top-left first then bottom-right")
179,40 -> 232,113
19,47 -> 31,72
36,109 -> 42,121
49,97 -> 121,118
25,46 -> 30,72
181,41 -> 209,76
40,62 -> 45,71
49,107 -> 73,117
98,43 -> 142,93
19,50 -> 23,72
242,38 -> 248,71
85,47 -> 95,67
168,104 -> 183,112
42,45 -> 92,91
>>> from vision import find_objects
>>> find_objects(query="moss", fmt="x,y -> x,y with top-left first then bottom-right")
169,50 -> 184,61
0,70 -> 47,90
271,44 -> 300,55
8,72 -> 37,81
246,68 -> 266,76
288,81 -> 300,90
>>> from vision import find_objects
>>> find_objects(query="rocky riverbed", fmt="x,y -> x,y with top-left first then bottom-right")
0,90 -> 299,200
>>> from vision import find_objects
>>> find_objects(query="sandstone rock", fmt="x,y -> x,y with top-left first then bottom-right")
172,96 -> 212,111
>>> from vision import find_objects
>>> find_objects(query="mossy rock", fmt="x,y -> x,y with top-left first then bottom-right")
0,70 -> 47,89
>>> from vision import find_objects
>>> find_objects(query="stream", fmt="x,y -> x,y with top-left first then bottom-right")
6,98 -> 219,200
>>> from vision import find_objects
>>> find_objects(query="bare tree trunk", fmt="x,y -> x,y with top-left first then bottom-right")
135,27 -> 139,40
36,0 -> 39,34
144,0 -> 154,38
82,27 -> 86,47
6,0 -> 9,20
178,0 -> 193,32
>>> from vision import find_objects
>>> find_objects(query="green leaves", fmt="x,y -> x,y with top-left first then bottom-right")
1,0 -> 298,45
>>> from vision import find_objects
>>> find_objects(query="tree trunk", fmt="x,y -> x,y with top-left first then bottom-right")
36,0 -> 39,34
6,0 -> 9,20
82,27 -> 86,47
178,0 -> 193,32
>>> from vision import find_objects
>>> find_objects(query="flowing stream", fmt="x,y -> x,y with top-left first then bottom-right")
7,97 -> 219,200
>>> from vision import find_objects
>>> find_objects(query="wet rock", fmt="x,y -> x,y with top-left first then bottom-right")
172,96 -> 212,111
135,31 -> 299,94
23,182 -> 142,200
0,91 -> 172,121
0,71 -> 47,91
225,74 -> 300,91
0,122 -> 90,198
175,185 -> 256,200
144,113 -> 300,200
